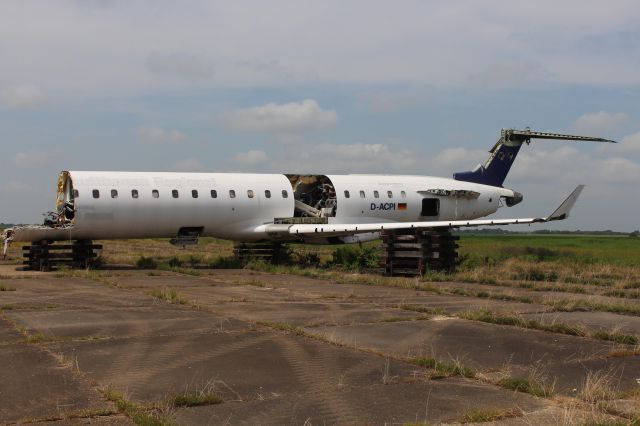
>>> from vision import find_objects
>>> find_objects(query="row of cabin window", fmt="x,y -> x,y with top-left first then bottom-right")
343,190 -> 406,199
86,189 -> 408,200
89,189 -> 289,199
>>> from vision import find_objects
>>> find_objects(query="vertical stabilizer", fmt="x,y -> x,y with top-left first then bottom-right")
453,128 -> 616,187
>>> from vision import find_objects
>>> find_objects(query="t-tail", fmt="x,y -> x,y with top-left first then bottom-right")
453,128 -> 616,187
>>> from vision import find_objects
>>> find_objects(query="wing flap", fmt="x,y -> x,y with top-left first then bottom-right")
261,185 -> 584,237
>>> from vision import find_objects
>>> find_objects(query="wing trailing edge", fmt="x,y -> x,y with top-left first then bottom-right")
260,185 -> 585,238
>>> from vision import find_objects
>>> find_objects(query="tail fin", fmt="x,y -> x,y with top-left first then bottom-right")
453,128 -> 616,187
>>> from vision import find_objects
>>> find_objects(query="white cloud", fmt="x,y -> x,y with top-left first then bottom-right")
1,2 -> 640,95
361,88 -> 437,113
169,158 -> 206,172
619,131 -> 640,153
2,180 -> 36,193
221,99 -> 337,134
145,51 -> 215,79
135,127 -> 186,144
233,150 -> 268,165
0,84 -> 47,109
508,145 -> 640,186
13,150 -> 57,166
430,147 -> 487,175
279,142 -> 418,174
572,111 -> 628,135
468,61 -> 550,89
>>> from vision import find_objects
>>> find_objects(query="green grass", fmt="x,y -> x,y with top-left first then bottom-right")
411,357 -> 475,378
552,299 -> 640,316
458,309 -> 586,337
149,288 -> 187,305
498,377 -> 553,397
101,388 -> 173,426
169,392 -> 222,407
0,284 -> 16,291
460,408 -> 520,423
458,234 -> 640,267
24,332 -> 59,343
592,330 -> 639,345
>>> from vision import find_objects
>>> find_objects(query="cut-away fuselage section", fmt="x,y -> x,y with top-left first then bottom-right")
286,174 -> 337,219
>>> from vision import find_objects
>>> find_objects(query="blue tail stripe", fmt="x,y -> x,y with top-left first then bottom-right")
453,144 -> 522,187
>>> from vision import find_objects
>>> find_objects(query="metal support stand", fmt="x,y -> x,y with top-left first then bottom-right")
233,242 -> 290,265
22,240 -> 102,271
379,228 -> 459,276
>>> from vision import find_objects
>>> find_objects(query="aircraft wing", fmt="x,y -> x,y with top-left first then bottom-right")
262,185 -> 584,238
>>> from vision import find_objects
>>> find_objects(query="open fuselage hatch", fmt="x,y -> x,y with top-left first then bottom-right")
286,174 -> 337,219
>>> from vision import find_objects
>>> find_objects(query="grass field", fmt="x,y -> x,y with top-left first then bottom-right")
458,234 -> 640,267
3,232 -> 639,290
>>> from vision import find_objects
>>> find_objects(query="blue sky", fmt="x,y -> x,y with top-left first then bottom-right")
1,1 -> 639,231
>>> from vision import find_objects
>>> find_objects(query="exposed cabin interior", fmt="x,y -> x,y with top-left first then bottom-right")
286,174 -> 337,218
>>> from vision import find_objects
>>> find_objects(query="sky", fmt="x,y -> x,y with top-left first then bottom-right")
1,0 -> 639,231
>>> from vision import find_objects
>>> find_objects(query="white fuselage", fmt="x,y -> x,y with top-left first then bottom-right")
40,171 -> 514,243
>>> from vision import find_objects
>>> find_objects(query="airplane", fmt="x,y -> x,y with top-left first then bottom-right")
2,128 -> 615,270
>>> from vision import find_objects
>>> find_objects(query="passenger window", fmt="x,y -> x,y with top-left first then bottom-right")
401,190 -> 406,198
421,198 -> 440,216
211,189 -> 217,198
265,190 -> 271,198
131,189 -> 139,199
373,190 -> 379,198
73,189 -> 79,198
192,190 -> 198,198
172,190 -> 179,198
282,190 -> 288,198
359,190 -> 365,198
229,190 -> 236,198
344,190 -> 350,198
92,189 -> 100,199
152,189 -> 159,198
247,189 -> 254,198
387,191 -> 393,198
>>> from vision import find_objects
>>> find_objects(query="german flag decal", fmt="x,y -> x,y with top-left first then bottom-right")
398,203 -> 407,211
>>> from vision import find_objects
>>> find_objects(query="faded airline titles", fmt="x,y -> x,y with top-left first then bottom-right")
370,202 -> 407,211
